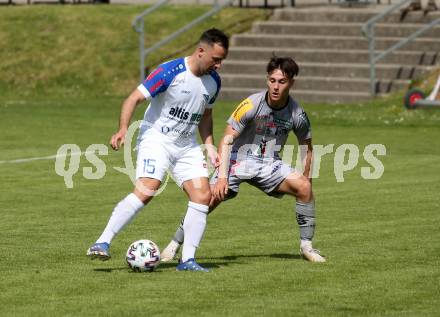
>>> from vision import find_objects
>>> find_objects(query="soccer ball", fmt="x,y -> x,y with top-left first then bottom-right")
126,239 -> 161,272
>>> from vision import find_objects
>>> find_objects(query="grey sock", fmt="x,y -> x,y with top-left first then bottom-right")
173,217 -> 185,244
296,201 -> 315,241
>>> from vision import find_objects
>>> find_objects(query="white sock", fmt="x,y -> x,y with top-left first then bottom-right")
181,201 -> 209,262
300,240 -> 312,250
96,193 -> 144,244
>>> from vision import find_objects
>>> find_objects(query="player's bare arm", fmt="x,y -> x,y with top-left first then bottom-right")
198,108 -> 217,166
110,89 -> 146,151
214,124 -> 240,201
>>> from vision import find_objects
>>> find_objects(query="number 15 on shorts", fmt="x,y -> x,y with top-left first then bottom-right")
143,159 -> 156,174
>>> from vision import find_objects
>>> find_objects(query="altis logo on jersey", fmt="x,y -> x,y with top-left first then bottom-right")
168,107 -> 202,123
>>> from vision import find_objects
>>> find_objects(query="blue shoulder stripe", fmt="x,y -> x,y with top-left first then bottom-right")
208,70 -> 221,104
142,58 -> 186,97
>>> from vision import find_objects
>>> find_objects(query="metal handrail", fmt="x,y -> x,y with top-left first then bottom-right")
132,0 -> 172,32
362,0 -> 440,96
132,0 -> 234,82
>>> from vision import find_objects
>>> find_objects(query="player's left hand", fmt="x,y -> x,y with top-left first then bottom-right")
205,144 -> 219,168
213,177 -> 228,201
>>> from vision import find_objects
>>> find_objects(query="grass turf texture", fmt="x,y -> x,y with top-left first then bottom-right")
0,5 -> 269,98
1,4 -> 440,317
1,94 -> 440,316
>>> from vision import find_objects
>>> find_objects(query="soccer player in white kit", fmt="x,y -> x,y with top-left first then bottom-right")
161,56 -> 326,263
86,28 -> 229,272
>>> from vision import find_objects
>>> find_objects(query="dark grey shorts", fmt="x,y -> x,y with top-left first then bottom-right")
210,158 -> 293,199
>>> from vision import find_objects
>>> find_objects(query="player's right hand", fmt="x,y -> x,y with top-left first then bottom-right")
110,129 -> 127,151
213,178 -> 229,201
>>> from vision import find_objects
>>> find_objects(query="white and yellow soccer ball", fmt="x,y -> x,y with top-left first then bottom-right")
126,239 -> 161,272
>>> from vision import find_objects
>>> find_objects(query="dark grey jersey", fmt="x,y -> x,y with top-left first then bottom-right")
227,91 -> 311,160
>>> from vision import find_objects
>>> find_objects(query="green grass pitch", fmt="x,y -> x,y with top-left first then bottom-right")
1,4 -> 440,317
1,95 -> 439,316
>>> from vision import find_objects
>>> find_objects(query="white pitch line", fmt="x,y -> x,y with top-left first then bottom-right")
0,151 -> 85,164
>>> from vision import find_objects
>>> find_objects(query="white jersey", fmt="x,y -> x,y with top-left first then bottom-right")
137,57 -> 221,146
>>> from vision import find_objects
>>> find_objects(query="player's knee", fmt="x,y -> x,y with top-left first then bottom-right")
134,178 -> 161,203
133,188 -> 155,204
195,188 -> 212,205
296,178 -> 312,202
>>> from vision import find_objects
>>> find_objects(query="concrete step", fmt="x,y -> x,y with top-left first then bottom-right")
219,87 -> 373,104
231,33 -> 440,51
274,8 -> 440,23
219,7 -> 440,104
227,47 -> 439,65
220,60 -> 433,79
221,74 -> 409,94
253,21 -> 440,38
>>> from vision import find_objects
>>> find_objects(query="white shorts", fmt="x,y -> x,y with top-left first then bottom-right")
136,130 -> 208,187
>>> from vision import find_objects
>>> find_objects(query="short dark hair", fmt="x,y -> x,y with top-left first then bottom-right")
267,55 -> 299,79
199,28 -> 229,51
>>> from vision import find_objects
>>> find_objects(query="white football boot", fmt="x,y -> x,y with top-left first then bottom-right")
300,240 -> 326,263
160,240 -> 181,262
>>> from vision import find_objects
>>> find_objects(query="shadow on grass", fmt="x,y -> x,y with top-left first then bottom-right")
93,267 -> 128,273
92,253 -> 301,273
158,261 -> 233,270
204,253 -> 302,261
92,261 -> 233,273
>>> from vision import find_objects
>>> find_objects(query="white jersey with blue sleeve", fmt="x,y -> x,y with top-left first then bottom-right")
136,57 -> 221,146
